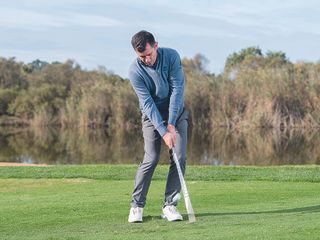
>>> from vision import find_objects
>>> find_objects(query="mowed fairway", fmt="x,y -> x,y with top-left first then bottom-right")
0,166 -> 320,240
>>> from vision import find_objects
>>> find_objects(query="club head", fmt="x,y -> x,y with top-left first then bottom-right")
188,214 -> 196,223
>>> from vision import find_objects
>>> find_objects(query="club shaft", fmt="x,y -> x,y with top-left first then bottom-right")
172,148 -> 196,223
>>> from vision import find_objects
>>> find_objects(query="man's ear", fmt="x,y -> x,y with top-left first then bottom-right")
154,42 -> 158,50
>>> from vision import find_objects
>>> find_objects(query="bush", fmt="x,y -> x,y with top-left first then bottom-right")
0,88 -> 19,114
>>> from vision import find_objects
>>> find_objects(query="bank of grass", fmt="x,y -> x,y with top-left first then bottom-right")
0,164 -> 320,182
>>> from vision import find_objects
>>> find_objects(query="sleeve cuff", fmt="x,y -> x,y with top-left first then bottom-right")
157,124 -> 168,137
168,116 -> 177,126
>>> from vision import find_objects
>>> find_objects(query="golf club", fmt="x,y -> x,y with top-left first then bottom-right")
171,147 -> 196,223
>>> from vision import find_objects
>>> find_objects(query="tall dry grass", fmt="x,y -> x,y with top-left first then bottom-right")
2,57 -> 320,136
185,60 -> 320,137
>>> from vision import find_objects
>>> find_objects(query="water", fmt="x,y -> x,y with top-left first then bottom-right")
0,127 -> 319,166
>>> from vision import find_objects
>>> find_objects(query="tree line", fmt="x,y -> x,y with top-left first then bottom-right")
1,47 -> 320,136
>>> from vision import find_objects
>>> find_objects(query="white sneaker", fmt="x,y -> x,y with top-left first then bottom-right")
128,207 -> 143,223
162,205 -> 183,221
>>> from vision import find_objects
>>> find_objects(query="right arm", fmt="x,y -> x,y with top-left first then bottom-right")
129,70 -> 167,137
129,70 -> 176,148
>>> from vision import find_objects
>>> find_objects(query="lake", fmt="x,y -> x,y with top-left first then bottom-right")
0,127 -> 319,166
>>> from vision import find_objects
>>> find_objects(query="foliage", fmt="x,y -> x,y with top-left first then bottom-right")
0,57 -> 27,89
0,88 -> 19,114
225,46 -> 263,69
0,49 -> 320,134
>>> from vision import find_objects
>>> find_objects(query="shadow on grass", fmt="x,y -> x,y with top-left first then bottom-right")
141,205 -> 320,222
196,204 -> 320,218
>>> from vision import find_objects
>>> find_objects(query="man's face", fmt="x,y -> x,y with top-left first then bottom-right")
136,42 -> 158,66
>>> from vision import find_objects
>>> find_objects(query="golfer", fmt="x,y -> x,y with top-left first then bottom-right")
128,30 -> 189,222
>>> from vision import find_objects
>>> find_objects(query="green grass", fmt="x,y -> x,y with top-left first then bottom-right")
1,165 -> 320,182
1,165 -> 320,239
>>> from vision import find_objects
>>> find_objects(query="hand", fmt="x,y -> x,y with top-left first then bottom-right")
163,132 -> 175,149
167,124 -> 177,146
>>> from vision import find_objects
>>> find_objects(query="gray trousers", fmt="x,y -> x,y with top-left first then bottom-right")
131,107 -> 189,208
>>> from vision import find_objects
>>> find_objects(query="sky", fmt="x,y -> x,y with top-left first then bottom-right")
1,0 -> 320,78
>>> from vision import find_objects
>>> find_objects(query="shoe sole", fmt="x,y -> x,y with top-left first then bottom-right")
161,214 -> 183,222
128,219 -> 143,223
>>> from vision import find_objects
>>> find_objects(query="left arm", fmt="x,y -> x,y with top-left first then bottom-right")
168,50 -> 185,126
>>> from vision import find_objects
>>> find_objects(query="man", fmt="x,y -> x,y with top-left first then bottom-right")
128,30 -> 189,223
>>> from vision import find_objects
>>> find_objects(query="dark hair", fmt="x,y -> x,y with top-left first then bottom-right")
131,30 -> 155,52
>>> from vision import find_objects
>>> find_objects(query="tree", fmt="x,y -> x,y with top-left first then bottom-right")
265,50 -> 290,67
225,47 -> 263,69
0,57 -> 27,89
182,53 -> 210,75
29,59 -> 49,70
0,88 -> 18,114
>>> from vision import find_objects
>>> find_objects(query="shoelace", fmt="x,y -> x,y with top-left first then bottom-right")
132,208 -> 141,215
168,206 -> 179,215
